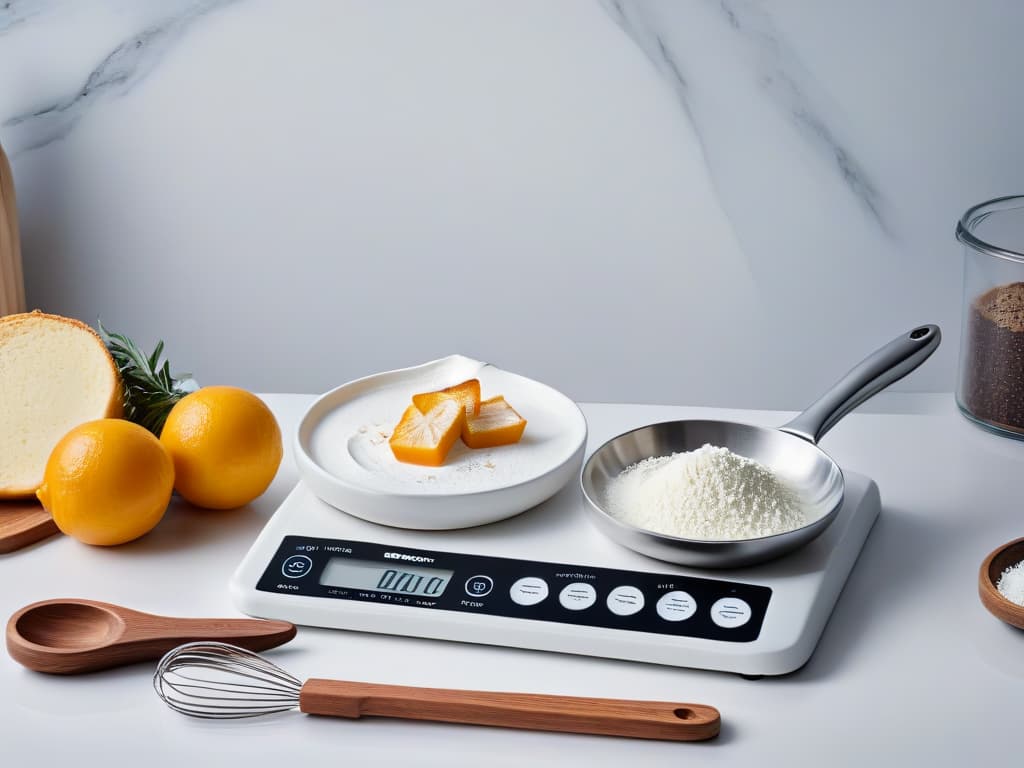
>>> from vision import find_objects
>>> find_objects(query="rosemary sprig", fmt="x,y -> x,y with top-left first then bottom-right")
98,320 -> 194,436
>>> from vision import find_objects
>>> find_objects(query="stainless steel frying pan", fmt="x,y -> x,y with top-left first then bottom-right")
581,325 -> 940,568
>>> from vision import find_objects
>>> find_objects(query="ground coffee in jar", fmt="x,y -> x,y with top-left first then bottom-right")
961,281 -> 1024,433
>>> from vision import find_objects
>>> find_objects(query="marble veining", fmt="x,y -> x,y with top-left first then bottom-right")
601,0 -> 890,236
4,0 -> 888,229
0,0 -> 1016,403
3,0 -> 239,152
0,0 -> 58,36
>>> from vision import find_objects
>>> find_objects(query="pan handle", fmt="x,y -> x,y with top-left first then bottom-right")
779,325 -> 941,444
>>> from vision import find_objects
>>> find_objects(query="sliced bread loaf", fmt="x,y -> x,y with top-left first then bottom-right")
0,311 -> 122,498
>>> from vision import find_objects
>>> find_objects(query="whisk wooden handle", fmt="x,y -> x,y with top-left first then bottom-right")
299,679 -> 720,741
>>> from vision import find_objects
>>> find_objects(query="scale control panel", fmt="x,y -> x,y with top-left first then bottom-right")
256,536 -> 772,643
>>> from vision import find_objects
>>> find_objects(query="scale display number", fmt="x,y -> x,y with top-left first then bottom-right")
320,558 -> 453,597
257,537 -> 772,643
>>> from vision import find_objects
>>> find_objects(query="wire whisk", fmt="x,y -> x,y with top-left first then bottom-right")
154,642 -> 302,719
152,641 -> 720,741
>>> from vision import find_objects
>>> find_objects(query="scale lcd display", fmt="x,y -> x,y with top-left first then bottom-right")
319,558 -> 453,598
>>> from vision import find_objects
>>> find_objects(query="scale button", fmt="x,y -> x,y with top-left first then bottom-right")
710,597 -> 752,628
558,582 -> 597,611
465,575 -> 494,597
510,577 -> 549,606
281,555 -> 313,579
656,591 -> 697,622
606,585 -> 645,616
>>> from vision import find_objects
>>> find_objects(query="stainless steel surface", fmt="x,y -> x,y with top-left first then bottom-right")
581,326 -> 941,568
779,325 -> 941,443
154,642 -> 302,719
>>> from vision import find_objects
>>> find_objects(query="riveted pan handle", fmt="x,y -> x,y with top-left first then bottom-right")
779,325 -> 941,444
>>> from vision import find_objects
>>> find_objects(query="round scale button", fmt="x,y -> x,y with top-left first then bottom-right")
558,582 -> 597,611
510,577 -> 549,606
656,591 -> 697,622
710,597 -> 752,628
464,575 -> 493,597
606,585 -> 645,616
281,555 -> 313,579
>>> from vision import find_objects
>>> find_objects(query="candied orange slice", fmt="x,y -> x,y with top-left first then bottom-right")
389,399 -> 465,466
412,378 -> 481,417
462,396 -> 527,449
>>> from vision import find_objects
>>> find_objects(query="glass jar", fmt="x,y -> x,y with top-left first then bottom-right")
957,195 -> 1024,438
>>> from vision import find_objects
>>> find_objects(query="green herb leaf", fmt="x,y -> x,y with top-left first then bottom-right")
97,320 -> 193,436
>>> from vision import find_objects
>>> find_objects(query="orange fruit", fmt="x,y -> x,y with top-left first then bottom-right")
36,419 -> 174,546
389,399 -> 464,466
159,386 -> 282,509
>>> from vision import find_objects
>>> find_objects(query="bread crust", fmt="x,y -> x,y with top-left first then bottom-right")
0,310 -> 124,498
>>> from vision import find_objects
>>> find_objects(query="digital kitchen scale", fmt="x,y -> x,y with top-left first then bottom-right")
231,470 -> 880,677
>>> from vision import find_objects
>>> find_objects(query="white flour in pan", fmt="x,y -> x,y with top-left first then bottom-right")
606,444 -> 804,540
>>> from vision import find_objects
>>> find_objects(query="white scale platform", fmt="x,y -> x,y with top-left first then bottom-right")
231,471 -> 880,677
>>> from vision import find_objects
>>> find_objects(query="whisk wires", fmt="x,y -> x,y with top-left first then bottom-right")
154,642 -> 303,719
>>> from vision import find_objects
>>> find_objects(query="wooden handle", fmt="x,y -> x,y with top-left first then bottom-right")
122,613 -> 297,649
109,608 -> 298,667
299,679 -> 720,741
0,141 -> 26,316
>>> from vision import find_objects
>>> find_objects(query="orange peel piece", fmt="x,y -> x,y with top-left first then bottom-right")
462,395 -> 526,449
412,378 -> 481,417
389,399 -> 465,466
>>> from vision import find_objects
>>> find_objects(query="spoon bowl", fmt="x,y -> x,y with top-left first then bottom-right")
6,598 -> 297,674
14,602 -> 125,650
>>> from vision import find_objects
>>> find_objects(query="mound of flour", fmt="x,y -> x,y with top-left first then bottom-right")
606,444 -> 804,540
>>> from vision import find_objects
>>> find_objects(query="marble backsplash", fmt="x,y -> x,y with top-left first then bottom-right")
1,0 -> 1020,407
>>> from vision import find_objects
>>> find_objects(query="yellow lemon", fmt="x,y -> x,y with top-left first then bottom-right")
36,419 -> 174,546
160,386 -> 282,510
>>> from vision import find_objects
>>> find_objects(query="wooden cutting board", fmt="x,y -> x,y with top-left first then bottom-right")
0,500 -> 60,554
1,139 -> 27,315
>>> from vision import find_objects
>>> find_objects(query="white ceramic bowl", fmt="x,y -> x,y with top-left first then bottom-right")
294,355 -> 587,529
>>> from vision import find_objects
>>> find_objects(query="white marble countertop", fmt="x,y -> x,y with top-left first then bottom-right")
2,392 -> 1021,764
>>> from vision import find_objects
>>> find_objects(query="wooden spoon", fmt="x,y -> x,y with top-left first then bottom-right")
6,598 -> 297,674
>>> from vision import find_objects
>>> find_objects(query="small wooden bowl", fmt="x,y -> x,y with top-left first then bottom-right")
979,537 -> 1024,629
